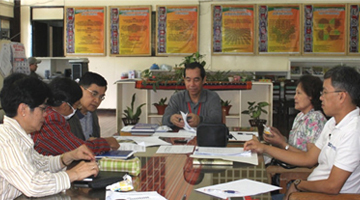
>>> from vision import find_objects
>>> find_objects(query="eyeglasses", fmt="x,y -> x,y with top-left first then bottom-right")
85,88 -> 105,101
320,90 -> 345,96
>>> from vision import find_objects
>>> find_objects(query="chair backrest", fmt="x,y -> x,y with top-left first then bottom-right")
283,79 -> 297,101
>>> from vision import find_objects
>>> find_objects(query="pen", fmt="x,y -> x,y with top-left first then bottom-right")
204,188 -> 241,194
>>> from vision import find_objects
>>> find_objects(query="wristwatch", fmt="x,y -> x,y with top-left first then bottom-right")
294,179 -> 302,191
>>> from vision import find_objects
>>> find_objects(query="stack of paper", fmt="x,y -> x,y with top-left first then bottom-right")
131,123 -> 159,135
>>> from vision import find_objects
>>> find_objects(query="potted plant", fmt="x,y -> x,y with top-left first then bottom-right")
241,101 -> 269,139
122,93 -> 146,126
221,99 -> 232,115
153,97 -> 168,115
179,52 -> 206,67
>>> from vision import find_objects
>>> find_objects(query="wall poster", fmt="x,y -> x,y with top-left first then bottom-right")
303,4 -> 347,55
349,4 -> 360,54
109,6 -> 151,56
156,5 -> 199,55
65,7 -> 106,56
258,4 -> 300,54
212,4 -> 255,55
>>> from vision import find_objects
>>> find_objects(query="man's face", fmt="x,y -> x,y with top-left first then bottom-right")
320,78 -> 343,117
29,63 -> 38,72
184,68 -> 205,97
80,83 -> 106,113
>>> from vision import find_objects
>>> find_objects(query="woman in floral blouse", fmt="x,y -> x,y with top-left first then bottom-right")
264,75 -> 327,152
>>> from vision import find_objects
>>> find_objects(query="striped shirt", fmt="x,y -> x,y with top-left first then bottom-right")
31,107 -> 110,156
0,116 -> 70,199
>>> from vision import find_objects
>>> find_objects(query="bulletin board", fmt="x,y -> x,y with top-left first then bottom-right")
348,4 -> 360,54
64,7 -> 106,56
212,4 -> 255,55
257,4 -> 301,55
303,4 -> 347,55
109,6 -> 151,56
156,5 -> 199,56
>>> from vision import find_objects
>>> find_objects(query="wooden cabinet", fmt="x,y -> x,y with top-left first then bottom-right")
116,81 -> 273,133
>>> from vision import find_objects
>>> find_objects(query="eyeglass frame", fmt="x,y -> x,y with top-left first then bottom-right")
320,90 -> 345,96
84,88 -> 106,101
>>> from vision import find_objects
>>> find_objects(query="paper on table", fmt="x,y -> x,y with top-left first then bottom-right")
180,111 -> 196,133
196,178 -> 281,199
190,146 -> 258,165
120,125 -> 134,132
119,143 -> 146,152
114,136 -> 171,147
229,131 -> 258,141
153,129 -> 195,138
106,191 -> 167,200
156,145 -> 195,154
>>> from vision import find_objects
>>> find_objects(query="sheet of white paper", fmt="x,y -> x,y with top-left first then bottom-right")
120,125 -> 134,132
190,146 -> 258,165
119,143 -> 146,152
106,191 -> 167,200
180,111 -> 196,133
153,129 -> 195,138
229,131 -> 258,141
114,136 -> 171,147
156,145 -> 195,154
196,178 -> 281,199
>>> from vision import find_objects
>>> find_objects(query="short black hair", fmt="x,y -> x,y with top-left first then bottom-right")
47,77 -> 82,107
183,62 -> 206,80
78,72 -> 107,88
0,74 -> 51,117
297,75 -> 323,111
324,66 -> 360,106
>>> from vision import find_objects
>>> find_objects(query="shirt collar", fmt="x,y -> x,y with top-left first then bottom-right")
3,116 -> 34,146
76,109 -> 85,119
335,107 -> 360,129
185,89 -> 206,103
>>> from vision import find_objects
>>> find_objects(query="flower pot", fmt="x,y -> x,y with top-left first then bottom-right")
154,104 -> 168,115
122,118 -> 139,126
222,105 -> 232,115
249,119 -> 267,141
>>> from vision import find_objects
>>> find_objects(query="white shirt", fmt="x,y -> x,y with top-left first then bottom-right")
0,116 -> 71,199
308,107 -> 360,193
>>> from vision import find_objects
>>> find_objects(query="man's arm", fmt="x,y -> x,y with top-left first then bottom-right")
162,93 -> 183,127
199,91 -> 222,124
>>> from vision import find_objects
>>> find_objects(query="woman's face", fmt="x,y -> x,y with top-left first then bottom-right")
23,104 -> 47,133
294,83 -> 313,113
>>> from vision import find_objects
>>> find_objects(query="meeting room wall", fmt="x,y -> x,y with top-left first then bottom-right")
20,0 -> 360,109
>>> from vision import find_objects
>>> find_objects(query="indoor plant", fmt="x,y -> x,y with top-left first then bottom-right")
241,101 -> 269,138
153,97 -> 168,115
221,99 -> 232,115
122,93 -> 146,126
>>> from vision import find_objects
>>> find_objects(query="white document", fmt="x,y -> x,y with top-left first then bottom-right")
114,136 -> 171,147
229,131 -> 258,141
190,146 -> 258,165
156,145 -> 195,154
106,191 -> 167,200
196,179 -> 281,199
180,111 -> 196,133
119,143 -> 146,152
153,129 -> 195,138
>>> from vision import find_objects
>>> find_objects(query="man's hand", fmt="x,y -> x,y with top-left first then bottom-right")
187,113 -> 200,127
104,137 -> 120,150
66,160 -> 99,182
170,114 -> 185,128
284,182 -> 299,200
263,126 -> 287,148
244,139 -> 266,154
61,144 -> 95,167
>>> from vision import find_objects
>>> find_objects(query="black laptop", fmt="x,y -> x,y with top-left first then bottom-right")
73,171 -> 125,189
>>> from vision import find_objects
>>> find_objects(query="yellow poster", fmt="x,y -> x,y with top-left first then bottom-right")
65,7 -> 105,55
266,5 -> 300,53
110,6 -> 151,56
213,5 -> 254,54
307,5 -> 346,53
157,5 -> 198,55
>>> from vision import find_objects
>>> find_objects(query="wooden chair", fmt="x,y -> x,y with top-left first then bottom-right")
289,192 -> 360,200
266,165 -> 314,194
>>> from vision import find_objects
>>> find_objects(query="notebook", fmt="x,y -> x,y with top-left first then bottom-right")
73,171 -> 125,189
95,150 -> 135,159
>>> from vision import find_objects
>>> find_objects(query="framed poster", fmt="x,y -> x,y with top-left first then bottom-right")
65,7 -> 106,56
212,4 -> 255,55
349,4 -> 360,54
257,4 -> 300,54
303,4 -> 347,55
109,6 -> 151,56
156,5 -> 199,55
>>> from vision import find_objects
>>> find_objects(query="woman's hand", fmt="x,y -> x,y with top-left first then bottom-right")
244,139 -> 266,154
263,127 -> 287,148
